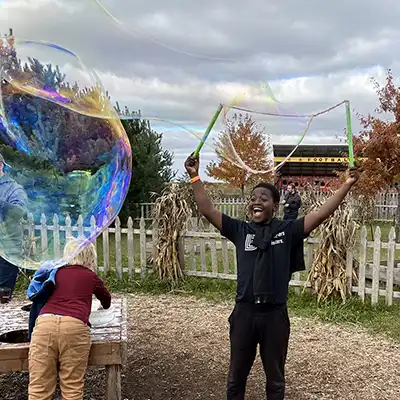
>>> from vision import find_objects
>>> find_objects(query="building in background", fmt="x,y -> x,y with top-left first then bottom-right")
274,144 -> 349,191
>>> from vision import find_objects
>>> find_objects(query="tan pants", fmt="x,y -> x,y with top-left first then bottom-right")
28,315 -> 91,400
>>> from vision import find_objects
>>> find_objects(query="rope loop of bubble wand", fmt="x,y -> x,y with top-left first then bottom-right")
93,0 -> 236,62
223,100 -> 354,171
227,100 -> 347,118
118,99 -> 354,172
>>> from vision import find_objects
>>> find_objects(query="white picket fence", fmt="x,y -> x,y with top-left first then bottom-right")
139,191 -> 400,221
26,214 -> 400,306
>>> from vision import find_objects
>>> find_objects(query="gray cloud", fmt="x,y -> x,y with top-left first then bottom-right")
1,0 -> 399,176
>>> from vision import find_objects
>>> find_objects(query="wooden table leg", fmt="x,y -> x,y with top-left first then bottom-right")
106,364 -> 121,400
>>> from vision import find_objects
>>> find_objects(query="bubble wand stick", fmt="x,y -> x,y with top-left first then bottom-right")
193,103 -> 223,157
345,100 -> 355,168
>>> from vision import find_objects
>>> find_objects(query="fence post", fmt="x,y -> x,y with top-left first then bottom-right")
152,219 -> 159,263
198,219 -> 205,231
178,236 -> 185,272
77,215 -> 84,238
358,226 -> 367,302
210,237 -> 217,274
90,216 -> 97,272
199,233 -> 206,273
127,217 -> 134,278
139,217 -> 146,279
221,238 -> 229,274
53,214 -> 60,260
187,232 -> 196,273
27,213 -> 36,256
293,271 -> 301,295
115,217 -> 122,280
65,215 -> 72,240
371,226 -> 381,305
40,214 -> 48,258
386,227 -> 395,306
306,240 -> 313,271
102,216 -> 110,274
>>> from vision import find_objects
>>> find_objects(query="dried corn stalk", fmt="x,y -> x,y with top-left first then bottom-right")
177,174 -> 222,219
151,183 -> 191,283
302,187 -> 358,302
173,175 -> 223,232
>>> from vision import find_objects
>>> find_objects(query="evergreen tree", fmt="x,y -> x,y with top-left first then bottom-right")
118,115 -> 175,221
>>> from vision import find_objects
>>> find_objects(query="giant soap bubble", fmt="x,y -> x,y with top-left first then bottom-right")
0,37 -> 132,270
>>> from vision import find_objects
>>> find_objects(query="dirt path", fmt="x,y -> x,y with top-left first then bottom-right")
1,294 -> 400,399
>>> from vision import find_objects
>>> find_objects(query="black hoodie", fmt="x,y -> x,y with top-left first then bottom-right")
283,190 -> 301,219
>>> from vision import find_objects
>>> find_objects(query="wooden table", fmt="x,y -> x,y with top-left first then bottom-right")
0,297 -> 127,400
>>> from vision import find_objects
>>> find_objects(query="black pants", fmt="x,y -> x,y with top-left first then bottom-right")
227,303 -> 290,400
0,256 -> 19,297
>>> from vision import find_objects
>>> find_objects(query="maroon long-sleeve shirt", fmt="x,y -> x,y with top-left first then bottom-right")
39,265 -> 111,326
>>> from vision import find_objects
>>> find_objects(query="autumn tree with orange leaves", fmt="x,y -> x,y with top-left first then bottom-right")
350,69 -> 400,235
206,113 -> 274,197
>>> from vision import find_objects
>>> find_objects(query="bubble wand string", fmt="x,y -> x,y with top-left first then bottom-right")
193,103 -> 223,157
94,0 -> 236,61
345,100 -> 355,168
117,99 -> 349,174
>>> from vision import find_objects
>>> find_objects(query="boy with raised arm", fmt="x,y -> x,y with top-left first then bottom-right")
184,154 -> 360,400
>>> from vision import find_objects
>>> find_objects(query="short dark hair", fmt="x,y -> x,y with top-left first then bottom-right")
252,182 -> 280,204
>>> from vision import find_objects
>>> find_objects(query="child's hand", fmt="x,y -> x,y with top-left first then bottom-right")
185,154 -> 200,178
345,167 -> 362,186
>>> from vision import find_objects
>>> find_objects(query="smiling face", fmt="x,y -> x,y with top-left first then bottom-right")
248,186 -> 279,223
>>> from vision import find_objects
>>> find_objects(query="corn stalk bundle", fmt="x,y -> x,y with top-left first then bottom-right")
302,186 -> 358,302
177,175 -> 222,219
151,183 -> 191,283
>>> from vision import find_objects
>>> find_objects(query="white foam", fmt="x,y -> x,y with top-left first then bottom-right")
89,298 -> 115,327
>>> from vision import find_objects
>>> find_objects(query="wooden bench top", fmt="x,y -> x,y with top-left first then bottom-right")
0,297 -> 128,373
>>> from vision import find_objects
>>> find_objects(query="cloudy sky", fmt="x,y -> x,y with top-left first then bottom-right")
1,0 -> 399,176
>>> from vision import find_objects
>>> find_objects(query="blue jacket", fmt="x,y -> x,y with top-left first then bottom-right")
27,262 -> 60,302
0,175 -> 28,214
0,175 -> 28,257
27,262 -> 63,340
